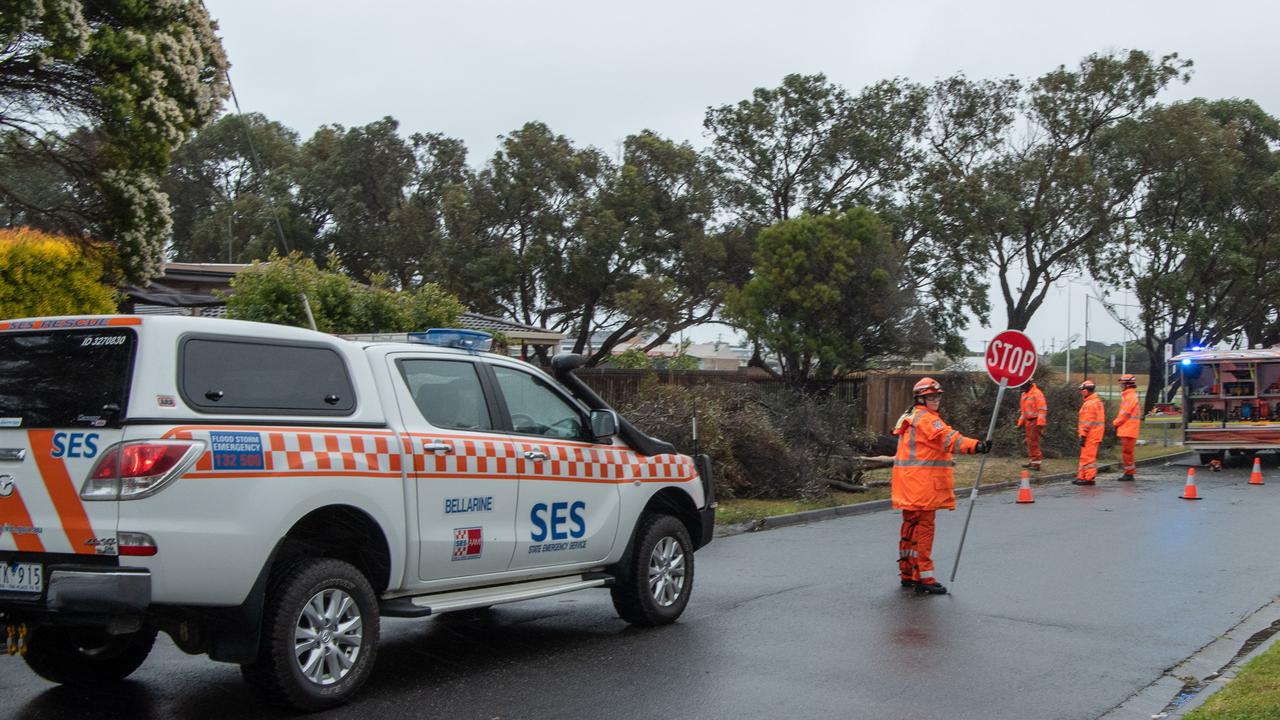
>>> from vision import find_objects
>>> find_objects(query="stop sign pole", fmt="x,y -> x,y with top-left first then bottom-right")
950,330 -> 1038,583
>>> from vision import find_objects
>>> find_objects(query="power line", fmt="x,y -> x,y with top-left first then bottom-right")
201,1 -> 291,256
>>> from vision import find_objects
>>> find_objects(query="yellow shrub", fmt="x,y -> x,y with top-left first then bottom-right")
0,228 -> 119,320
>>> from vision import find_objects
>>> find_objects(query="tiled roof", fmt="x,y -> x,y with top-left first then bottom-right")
458,313 -> 563,343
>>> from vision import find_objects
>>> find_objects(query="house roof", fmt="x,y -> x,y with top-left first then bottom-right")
458,313 -> 563,344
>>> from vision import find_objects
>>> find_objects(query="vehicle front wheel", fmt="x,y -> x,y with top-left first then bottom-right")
241,558 -> 379,712
611,514 -> 695,627
23,625 -> 156,685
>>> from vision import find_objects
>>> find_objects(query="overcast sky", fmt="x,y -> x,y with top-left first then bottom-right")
203,0 -> 1280,355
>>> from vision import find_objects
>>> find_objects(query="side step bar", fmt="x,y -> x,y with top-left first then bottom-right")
380,572 -> 613,618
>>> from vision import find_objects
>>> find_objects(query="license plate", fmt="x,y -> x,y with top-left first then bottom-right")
1,562 -> 42,593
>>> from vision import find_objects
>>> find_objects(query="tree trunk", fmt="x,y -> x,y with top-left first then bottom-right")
747,340 -> 779,377
1144,346 -> 1165,414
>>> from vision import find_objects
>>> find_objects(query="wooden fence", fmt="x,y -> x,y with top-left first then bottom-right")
574,368 -> 940,435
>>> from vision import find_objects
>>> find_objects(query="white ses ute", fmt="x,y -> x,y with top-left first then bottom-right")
0,316 -> 715,711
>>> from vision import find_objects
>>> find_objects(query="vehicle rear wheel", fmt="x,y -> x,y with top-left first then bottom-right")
23,625 -> 156,685
240,558 -> 379,712
611,514 -> 694,627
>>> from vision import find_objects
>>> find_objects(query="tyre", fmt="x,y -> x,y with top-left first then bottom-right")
241,558 -> 380,712
611,514 -> 694,627
23,625 -> 156,685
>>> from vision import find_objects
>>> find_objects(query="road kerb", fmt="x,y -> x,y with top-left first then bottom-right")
1098,596 -> 1280,720
717,450 -> 1192,537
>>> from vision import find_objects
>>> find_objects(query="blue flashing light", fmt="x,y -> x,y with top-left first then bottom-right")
1181,357 -> 1192,366
408,328 -> 493,352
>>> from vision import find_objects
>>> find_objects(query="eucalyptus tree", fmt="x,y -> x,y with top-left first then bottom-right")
925,50 -> 1192,332
163,113 -> 310,263
296,117 -> 417,283
1099,99 -> 1280,409
705,73 -> 988,354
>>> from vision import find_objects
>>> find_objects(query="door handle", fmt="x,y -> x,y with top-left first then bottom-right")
0,448 -> 26,462
422,441 -> 453,455
523,449 -> 548,461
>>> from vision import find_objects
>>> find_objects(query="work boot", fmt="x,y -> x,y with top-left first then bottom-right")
1022,462 -> 1041,471
915,580 -> 947,595
1117,474 -> 1135,481
1071,479 -> 1096,486
900,579 -> 917,589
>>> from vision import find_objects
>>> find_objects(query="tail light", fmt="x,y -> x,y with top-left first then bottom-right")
81,440 -> 205,500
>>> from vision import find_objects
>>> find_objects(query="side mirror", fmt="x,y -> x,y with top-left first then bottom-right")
590,409 -> 619,440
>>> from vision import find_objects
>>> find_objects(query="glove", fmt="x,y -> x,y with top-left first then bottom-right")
1080,436 -> 1087,448
974,440 -> 991,454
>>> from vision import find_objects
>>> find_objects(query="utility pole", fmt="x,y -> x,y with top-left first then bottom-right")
1066,286 -> 1072,384
1084,294 -> 1091,381
1122,292 -> 1129,375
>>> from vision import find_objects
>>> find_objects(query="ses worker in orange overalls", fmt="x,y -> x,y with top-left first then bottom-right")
1017,380 -> 1047,470
1113,374 -> 1141,480
892,377 -> 989,595
1073,379 -> 1106,486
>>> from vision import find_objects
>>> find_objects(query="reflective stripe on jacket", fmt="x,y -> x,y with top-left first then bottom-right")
892,405 -> 979,511
1019,384 -> 1047,427
1078,393 -> 1106,441
1113,387 -> 1141,438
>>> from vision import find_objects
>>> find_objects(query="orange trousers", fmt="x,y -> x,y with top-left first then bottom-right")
1078,438 -> 1101,481
1024,424 -> 1043,463
1120,437 -> 1137,475
898,510 -> 938,584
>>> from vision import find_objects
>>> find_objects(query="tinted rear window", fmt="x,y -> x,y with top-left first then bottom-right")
0,329 -> 136,428
180,337 -> 356,415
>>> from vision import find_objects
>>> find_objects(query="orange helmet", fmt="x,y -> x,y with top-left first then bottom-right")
1119,373 -> 1137,387
913,377 -> 944,398
1079,379 -> 1096,392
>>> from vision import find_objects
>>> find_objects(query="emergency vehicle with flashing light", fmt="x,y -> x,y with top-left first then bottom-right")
1173,345 -> 1280,464
0,316 -> 715,711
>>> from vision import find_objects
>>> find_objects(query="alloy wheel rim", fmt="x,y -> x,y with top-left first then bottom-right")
648,536 -> 686,607
293,588 -> 363,686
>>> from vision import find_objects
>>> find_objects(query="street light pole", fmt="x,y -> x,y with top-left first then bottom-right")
1066,286 -> 1072,384
1084,295 -> 1090,381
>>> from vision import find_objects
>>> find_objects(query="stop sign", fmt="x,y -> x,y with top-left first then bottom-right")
985,330 -> 1038,386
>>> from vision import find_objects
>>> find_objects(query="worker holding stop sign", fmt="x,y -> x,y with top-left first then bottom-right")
948,330 -> 1038,586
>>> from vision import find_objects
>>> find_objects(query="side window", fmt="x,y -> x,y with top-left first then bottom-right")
398,359 -> 492,430
181,338 -> 355,415
492,366 -> 585,440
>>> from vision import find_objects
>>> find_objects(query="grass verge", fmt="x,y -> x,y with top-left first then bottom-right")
1185,640 -> 1280,720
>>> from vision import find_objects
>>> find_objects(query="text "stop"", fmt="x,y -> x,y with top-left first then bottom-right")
985,330 -> 1038,386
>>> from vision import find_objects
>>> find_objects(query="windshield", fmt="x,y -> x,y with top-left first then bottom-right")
0,329 -> 137,428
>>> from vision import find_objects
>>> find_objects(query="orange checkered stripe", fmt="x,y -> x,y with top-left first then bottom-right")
632,454 -> 698,482
165,427 -> 402,478
408,433 -> 698,485
161,427 -> 698,485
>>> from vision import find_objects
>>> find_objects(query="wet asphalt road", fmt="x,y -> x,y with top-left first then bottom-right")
4,456 -> 1280,720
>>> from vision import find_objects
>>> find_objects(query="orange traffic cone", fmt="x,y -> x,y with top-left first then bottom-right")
1250,457 -> 1265,486
1016,470 -> 1035,504
1180,467 -> 1202,500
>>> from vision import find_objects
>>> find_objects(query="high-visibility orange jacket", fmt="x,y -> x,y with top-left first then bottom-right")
891,404 -> 980,511
1018,384 -> 1047,427
1113,387 -> 1141,438
1078,393 -> 1106,442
